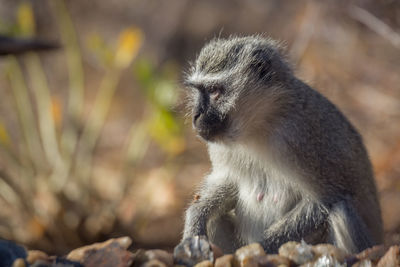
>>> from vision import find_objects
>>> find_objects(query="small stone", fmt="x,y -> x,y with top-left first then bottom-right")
257,254 -> 292,267
279,241 -> 314,265
234,243 -> 266,267
173,236 -> 214,266
12,258 -> 26,267
194,260 -> 213,267
142,259 -> 167,267
132,249 -> 148,265
376,245 -> 400,267
67,237 -> 132,262
356,245 -> 385,264
117,237 -> 133,249
0,239 -> 27,267
67,237 -> 134,267
352,259 -> 373,267
145,250 -> 174,266
312,244 -> 348,263
30,260 -> 51,267
304,254 -> 345,267
55,258 -> 83,266
215,255 -> 234,267
27,250 -> 49,264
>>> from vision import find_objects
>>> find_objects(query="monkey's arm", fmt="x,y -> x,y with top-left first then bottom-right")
183,178 -> 237,239
261,200 -> 329,253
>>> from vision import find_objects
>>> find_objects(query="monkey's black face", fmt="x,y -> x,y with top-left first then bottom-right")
186,36 -> 294,142
190,84 -> 229,141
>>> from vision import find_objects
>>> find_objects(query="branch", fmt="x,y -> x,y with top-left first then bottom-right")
349,5 -> 400,49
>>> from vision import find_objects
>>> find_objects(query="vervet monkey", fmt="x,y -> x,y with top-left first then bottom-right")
181,35 -> 383,254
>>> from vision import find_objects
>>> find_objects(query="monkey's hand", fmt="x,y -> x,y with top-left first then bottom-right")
261,200 -> 329,253
183,181 -> 237,239
173,236 -> 219,266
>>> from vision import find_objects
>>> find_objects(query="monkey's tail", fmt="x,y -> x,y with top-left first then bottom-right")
328,199 -> 373,254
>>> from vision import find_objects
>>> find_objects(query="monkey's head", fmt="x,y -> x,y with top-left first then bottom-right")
185,35 -> 293,142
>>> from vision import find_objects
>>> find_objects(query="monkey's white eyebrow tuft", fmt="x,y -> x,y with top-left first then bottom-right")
183,80 -> 197,88
188,71 -> 229,86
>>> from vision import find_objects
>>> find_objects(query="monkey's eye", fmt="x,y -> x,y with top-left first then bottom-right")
208,85 -> 223,100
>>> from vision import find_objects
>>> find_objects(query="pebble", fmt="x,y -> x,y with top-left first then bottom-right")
311,244 -> 348,263
145,250 -> 174,266
376,245 -> 400,267
27,250 -> 49,264
142,259 -> 167,267
234,243 -> 266,267
67,237 -> 132,262
194,260 -> 213,267
215,255 -> 234,267
302,254 -> 345,267
279,241 -> 314,265
0,239 -> 27,267
257,254 -> 292,267
66,237 -> 133,267
12,259 -> 26,267
352,259 -> 373,267
356,245 -> 385,264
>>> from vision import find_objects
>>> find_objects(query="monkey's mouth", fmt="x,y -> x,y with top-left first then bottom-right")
196,128 -> 218,141
193,116 -> 228,142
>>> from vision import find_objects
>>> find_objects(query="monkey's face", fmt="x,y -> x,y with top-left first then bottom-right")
185,36 -> 292,142
187,82 -> 231,141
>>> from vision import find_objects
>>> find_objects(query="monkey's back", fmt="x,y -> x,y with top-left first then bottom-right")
276,78 -> 383,244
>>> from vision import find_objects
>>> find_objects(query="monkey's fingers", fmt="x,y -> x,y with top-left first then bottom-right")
173,236 -> 215,266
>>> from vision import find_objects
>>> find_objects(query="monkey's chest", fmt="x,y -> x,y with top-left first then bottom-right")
234,177 -> 299,244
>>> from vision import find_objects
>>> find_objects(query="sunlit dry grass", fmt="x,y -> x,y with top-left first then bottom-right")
0,1 -> 185,252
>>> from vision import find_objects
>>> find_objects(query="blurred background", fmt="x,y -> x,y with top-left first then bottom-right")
0,0 -> 399,254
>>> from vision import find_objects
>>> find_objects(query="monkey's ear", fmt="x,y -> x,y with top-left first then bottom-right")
250,49 -> 273,81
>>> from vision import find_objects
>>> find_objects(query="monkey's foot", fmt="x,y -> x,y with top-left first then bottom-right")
173,236 -> 214,266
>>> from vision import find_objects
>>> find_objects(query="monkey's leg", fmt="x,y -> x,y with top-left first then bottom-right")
261,200 -> 329,253
183,181 -> 238,239
207,212 -> 240,253
328,199 -> 373,253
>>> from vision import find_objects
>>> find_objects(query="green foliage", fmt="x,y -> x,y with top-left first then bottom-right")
134,59 -> 184,155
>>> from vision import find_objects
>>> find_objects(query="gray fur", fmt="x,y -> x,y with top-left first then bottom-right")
182,35 -> 383,254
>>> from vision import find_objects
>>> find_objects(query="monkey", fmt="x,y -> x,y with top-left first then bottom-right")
179,35 -> 383,255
